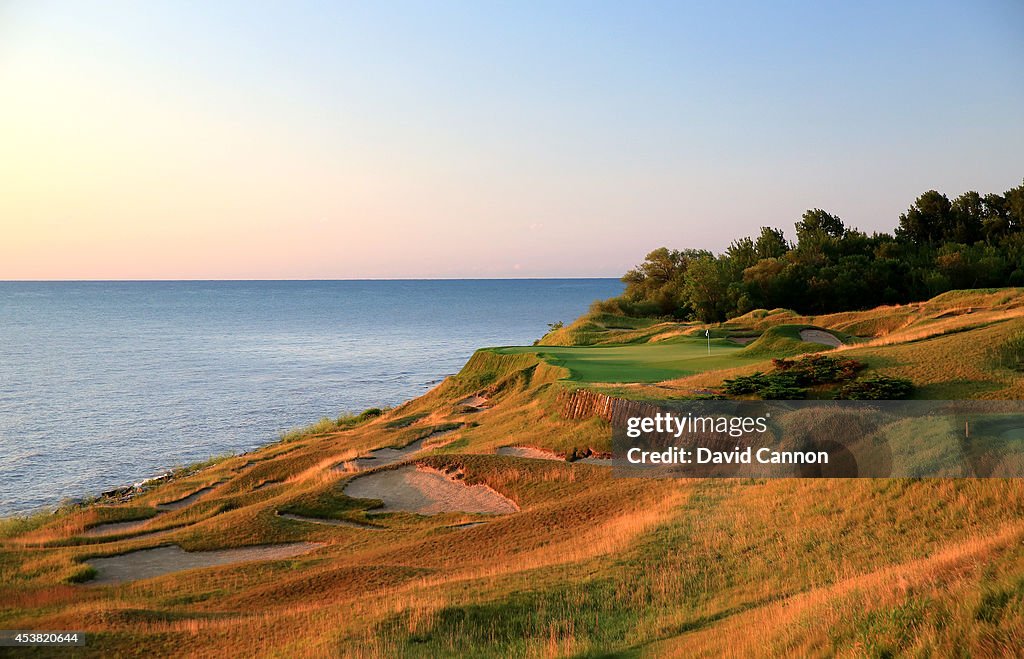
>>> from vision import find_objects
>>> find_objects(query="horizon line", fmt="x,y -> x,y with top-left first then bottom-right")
0,276 -> 623,283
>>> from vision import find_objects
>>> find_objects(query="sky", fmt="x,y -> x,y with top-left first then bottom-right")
1,1 -> 1022,280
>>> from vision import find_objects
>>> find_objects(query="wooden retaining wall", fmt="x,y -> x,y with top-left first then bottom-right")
558,388 -> 662,425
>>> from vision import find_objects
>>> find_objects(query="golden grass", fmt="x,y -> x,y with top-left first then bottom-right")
650,521 -> 1024,657
5,289 -> 1024,656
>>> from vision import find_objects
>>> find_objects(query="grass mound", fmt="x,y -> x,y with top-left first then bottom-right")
738,325 -> 847,358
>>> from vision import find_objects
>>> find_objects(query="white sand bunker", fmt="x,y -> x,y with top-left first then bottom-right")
799,329 -> 843,347
343,466 -> 518,516
86,542 -> 320,586
496,446 -> 563,461
340,429 -> 458,472
80,482 -> 222,538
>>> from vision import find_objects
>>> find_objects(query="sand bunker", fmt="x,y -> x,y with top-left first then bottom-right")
728,336 -> 757,345
277,512 -> 382,530
156,484 -> 219,510
340,429 -> 458,472
496,446 -> 563,461
86,543 -> 320,586
799,329 -> 843,347
457,394 -> 489,411
80,518 -> 157,538
343,466 -> 518,516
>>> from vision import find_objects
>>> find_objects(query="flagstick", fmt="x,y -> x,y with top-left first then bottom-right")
706,329 -> 710,355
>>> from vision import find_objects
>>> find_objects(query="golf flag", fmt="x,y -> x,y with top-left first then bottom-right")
705,329 -> 710,337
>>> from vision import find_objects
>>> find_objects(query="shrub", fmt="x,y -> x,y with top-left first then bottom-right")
836,376 -> 914,400
771,354 -> 865,384
759,383 -> 808,399
722,372 -> 771,395
723,355 -> 902,400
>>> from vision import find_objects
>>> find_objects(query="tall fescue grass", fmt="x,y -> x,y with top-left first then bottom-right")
280,407 -> 387,442
990,330 -> 1024,372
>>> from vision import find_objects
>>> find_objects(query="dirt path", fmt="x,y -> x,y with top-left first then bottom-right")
343,466 -> 519,515
86,543 -> 320,585
799,328 -> 843,347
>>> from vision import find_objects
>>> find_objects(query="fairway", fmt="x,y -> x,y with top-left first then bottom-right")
493,337 -> 752,383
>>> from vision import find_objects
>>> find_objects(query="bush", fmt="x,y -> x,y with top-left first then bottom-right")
759,383 -> 808,399
770,354 -> 865,384
723,355 -> 866,399
722,372 -> 771,395
836,376 -> 914,400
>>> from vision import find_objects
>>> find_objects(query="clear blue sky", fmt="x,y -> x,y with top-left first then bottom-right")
2,0 -> 1022,278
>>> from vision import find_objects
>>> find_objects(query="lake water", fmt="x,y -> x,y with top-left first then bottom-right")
0,279 -> 621,515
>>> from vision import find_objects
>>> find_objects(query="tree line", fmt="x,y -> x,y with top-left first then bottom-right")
608,181 -> 1024,322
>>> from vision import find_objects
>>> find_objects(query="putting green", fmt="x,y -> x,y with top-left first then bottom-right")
493,338 -> 754,383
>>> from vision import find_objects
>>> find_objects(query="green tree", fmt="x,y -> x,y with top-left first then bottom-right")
949,191 -> 984,244
897,190 -> 953,244
754,227 -> 789,259
1004,180 -> 1024,231
796,209 -> 845,244
621,247 -> 709,317
683,255 -> 730,322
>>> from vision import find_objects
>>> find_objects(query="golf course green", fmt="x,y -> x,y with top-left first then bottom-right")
492,337 -> 753,383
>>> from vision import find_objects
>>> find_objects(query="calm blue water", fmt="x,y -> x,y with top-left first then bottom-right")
0,279 -> 621,515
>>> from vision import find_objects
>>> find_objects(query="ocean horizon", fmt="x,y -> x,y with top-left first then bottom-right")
0,279 -> 622,515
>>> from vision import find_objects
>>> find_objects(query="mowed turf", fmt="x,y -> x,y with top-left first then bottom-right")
493,337 -> 752,383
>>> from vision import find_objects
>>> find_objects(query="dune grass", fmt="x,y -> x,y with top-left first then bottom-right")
3,289 -> 1024,655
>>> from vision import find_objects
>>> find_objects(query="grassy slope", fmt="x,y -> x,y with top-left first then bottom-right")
2,290 -> 1024,656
